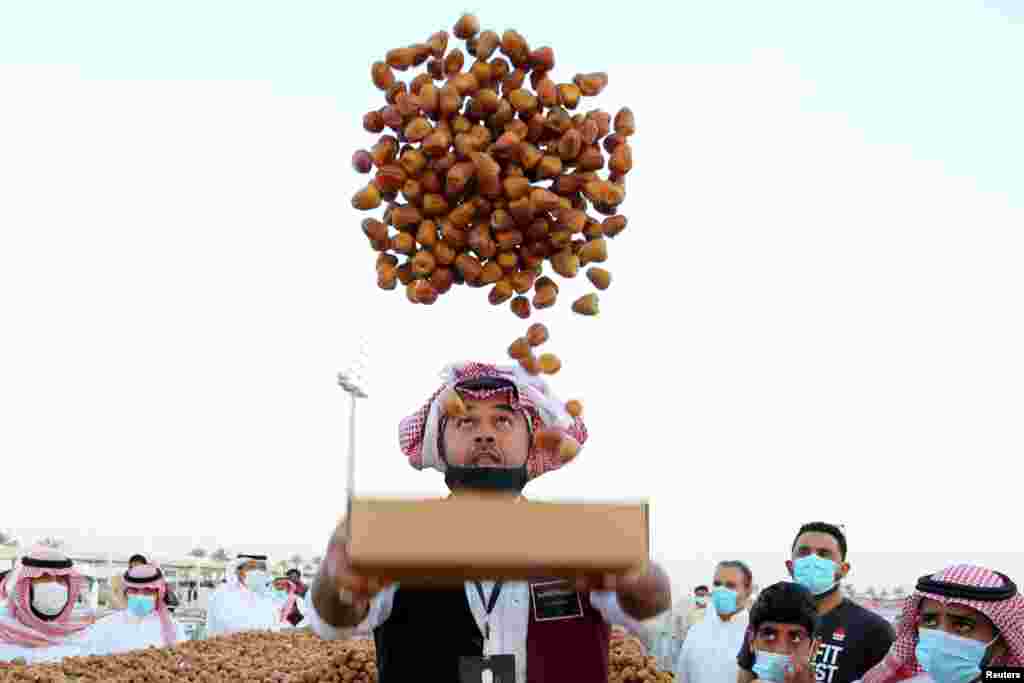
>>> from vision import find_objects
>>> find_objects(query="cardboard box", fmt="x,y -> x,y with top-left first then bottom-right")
347,494 -> 649,586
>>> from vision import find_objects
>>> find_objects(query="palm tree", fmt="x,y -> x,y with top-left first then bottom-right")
211,548 -> 229,562
188,548 -> 208,559
289,554 -> 303,567
866,586 -> 879,599
0,530 -> 18,547
311,555 -> 323,566
893,586 -> 906,598
880,588 -> 890,600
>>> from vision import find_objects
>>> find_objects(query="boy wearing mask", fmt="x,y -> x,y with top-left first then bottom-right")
748,582 -> 821,683
738,522 -> 895,683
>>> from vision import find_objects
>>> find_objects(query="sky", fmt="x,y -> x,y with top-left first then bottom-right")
1,1 -> 1023,603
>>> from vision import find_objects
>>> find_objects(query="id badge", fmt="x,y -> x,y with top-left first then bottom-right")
458,654 -> 516,683
529,579 -> 584,622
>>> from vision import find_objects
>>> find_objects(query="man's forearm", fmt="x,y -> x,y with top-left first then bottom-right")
618,562 -> 672,621
311,566 -> 369,629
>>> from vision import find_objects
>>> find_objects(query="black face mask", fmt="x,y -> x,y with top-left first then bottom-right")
444,463 -> 528,493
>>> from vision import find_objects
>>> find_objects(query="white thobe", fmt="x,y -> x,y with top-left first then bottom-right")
83,610 -> 187,656
0,615 -> 88,663
205,586 -> 281,636
305,579 -> 651,683
674,608 -> 750,683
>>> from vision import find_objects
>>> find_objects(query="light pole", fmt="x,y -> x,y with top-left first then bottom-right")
337,341 -> 369,518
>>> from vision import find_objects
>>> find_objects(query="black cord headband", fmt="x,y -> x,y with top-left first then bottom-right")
916,572 -> 1017,602
124,568 -> 164,584
22,557 -> 73,570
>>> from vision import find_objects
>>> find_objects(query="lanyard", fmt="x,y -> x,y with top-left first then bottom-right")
473,581 -> 504,641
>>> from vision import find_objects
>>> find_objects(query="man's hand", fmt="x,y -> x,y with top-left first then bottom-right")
574,561 -> 672,621
312,518 -> 393,630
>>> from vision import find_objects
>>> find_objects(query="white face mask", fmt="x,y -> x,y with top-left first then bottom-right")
32,581 -> 69,616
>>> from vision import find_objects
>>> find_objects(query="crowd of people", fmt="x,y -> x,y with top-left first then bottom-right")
671,521 -> 1023,683
0,547 -> 309,664
3,361 -> 1022,683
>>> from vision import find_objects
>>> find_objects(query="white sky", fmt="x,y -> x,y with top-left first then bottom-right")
1,1 -> 1022,601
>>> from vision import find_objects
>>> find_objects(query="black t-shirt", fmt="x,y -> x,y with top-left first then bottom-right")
738,598 -> 895,683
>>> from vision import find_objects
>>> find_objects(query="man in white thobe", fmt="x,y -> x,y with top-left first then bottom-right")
675,561 -> 753,683
0,548 -> 92,664
85,563 -> 187,655
205,554 -> 280,636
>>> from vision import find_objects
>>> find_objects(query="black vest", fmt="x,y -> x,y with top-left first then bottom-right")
372,583 -> 611,683
373,586 -> 483,683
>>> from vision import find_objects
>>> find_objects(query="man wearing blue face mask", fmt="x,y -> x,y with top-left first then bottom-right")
206,554 -> 282,636
737,523 -> 894,683
861,564 -> 1024,683
748,582 -> 821,683
271,577 -> 306,628
676,561 -> 754,683
84,564 -> 187,655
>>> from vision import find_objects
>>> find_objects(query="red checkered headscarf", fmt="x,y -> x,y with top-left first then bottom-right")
0,546 -> 90,648
275,578 -> 300,625
862,564 -> 1024,683
399,362 -> 588,480
122,564 -> 178,647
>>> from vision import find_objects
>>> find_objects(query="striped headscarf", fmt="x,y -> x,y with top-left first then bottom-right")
862,564 -> 1024,683
398,361 -> 588,480
0,546 -> 90,648
274,578 -> 301,625
122,564 -> 178,647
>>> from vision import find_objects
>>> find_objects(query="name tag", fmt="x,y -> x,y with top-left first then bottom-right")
459,654 -> 515,683
530,579 -> 584,622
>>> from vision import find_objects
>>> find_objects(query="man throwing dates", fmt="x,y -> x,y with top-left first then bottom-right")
305,361 -> 672,683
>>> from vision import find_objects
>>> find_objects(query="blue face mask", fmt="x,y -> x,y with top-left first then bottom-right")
712,587 -> 739,615
753,650 -> 794,683
915,628 -> 997,683
244,570 -> 270,594
126,594 -> 156,618
271,589 -> 288,602
793,556 -> 839,596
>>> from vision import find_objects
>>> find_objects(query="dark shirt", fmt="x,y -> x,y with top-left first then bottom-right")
738,598 -> 895,683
